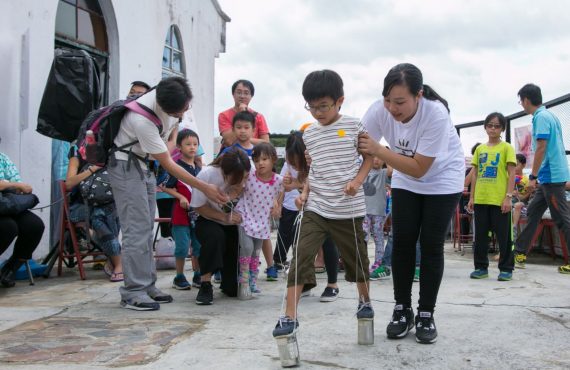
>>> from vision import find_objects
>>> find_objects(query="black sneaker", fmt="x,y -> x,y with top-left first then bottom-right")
319,287 -> 339,302
192,275 -> 202,288
386,304 -> 414,339
356,301 -> 374,319
120,298 -> 160,311
415,311 -> 438,344
272,316 -> 299,338
148,288 -> 174,303
196,281 -> 213,305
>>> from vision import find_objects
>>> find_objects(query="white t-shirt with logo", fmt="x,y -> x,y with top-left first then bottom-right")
362,98 -> 464,194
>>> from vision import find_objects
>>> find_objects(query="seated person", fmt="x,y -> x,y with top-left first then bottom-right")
65,145 -> 123,282
0,149 -> 45,287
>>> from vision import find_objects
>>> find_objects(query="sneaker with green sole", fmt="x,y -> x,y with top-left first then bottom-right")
514,253 -> 526,269
470,269 -> 489,279
498,271 -> 513,281
558,264 -> 570,274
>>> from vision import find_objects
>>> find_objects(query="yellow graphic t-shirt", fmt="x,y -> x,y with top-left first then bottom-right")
472,142 -> 516,206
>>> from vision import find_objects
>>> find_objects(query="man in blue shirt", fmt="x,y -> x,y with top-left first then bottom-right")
514,84 -> 570,274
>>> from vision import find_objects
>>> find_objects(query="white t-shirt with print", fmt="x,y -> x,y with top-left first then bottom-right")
362,98 -> 464,194
113,89 -> 179,163
303,115 -> 367,219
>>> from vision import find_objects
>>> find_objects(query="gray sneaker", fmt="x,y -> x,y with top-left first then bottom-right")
148,287 -> 174,303
120,297 -> 160,311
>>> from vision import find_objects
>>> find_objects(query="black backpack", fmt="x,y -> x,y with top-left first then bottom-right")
76,95 -> 162,166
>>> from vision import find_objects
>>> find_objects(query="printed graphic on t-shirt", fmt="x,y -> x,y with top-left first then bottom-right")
478,152 -> 500,182
363,174 -> 378,196
395,138 -> 416,158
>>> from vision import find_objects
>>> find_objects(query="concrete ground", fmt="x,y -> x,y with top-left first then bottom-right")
0,240 -> 569,370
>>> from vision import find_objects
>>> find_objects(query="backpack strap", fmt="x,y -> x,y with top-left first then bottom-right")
124,101 -> 163,133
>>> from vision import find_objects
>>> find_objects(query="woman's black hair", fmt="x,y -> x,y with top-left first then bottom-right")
382,63 -> 449,113
286,130 -> 309,183
252,142 -> 277,163
176,129 -> 200,146
484,112 -> 507,130
211,147 -> 251,185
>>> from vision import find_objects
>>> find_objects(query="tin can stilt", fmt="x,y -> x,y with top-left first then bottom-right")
276,333 -> 300,367
358,318 -> 374,345
238,282 -> 252,300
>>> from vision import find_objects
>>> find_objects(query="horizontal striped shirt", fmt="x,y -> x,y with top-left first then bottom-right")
303,115 -> 366,219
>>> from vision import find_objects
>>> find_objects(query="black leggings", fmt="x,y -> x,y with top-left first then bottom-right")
274,208 -> 339,284
196,217 -> 239,297
391,189 -> 460,313
0,211 -> 45,260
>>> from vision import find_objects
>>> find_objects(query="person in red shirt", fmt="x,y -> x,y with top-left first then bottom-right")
218,80 -> 275,279
218,79 -> 270,149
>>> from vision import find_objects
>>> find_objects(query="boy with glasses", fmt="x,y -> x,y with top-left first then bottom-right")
273,69 -> 374,338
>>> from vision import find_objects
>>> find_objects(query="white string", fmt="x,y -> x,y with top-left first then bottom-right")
279,204 -> 304,318
349,198 -> 370,310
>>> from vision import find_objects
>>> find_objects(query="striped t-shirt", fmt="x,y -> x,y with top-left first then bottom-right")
303,115 -> 366,219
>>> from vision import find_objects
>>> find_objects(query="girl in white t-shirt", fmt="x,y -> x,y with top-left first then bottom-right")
359,63 -> 464,344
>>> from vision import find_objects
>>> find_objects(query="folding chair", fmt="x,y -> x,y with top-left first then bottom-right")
56,180 -> 106,280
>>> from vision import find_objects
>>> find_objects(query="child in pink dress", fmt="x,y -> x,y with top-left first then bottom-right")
235,142 -> 284,294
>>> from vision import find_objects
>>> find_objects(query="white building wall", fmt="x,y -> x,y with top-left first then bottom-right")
0,0 -> 228,258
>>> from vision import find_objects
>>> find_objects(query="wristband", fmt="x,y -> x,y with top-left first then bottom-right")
529,174 -> 538,181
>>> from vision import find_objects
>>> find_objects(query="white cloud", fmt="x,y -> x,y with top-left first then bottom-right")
215,0 -> 570,153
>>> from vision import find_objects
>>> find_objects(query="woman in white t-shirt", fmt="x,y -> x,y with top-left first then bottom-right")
359,63 -> 464,344
190,147 -> 251,305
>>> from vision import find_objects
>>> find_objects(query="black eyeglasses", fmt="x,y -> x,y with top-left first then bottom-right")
304,102 -> 336,113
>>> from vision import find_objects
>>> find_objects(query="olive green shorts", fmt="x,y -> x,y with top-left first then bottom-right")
287,211 -> 370,290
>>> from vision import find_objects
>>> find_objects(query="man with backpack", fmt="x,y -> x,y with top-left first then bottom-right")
107,77 -> 227,311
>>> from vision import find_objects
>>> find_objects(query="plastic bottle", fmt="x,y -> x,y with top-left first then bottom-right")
85,130 -> 98,164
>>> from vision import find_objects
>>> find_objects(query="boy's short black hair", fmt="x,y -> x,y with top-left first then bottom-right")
302,69 -> 344,102
156,77 -> 192,114
176,129 -> 200,146
232,111 -> 256,128
518,83 -> 542,106
516,153 -> 527,165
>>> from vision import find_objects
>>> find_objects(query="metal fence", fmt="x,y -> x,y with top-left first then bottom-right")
455,93 -> 570,166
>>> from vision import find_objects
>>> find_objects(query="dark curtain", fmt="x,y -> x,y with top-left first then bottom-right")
36,48 -> 101,142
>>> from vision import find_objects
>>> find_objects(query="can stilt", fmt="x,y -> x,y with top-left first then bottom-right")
238,282 -> 252,300
358,318 -> 374,345
276,333 -> 300,368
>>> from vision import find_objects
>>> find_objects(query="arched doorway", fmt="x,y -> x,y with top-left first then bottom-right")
40,0 -> 116,255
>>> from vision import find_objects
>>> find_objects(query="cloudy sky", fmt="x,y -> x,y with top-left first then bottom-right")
214,0 -> 570,153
